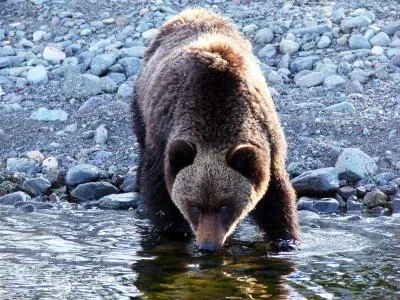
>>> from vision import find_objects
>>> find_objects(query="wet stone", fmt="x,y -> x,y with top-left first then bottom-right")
120,173 -> 137,192
14,201 -> 54,210
70,182 -> 119,203
346,196 -> 364,211
363,191 -> 388,208
392,197 -> 400,213
95,192 -> 140,210
339,186 -> 356,200
291,167 -> 339,196
377,184 -> 398,196
297,196 -> 339,214
65,164 -> 100,186
21,177 -> 51,196
0,191 -> 31,205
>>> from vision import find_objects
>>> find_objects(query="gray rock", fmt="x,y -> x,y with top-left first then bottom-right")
349,34 -> 370,49
346,196 -> 364,211
119,57 -> 142,77
0,191 -> 31,205
323,101 -> 355,113
32,30 -> 46,42
90,54 -> 117,76
142,28 -> 159,40
101,77 -> 118,93
290,25 -> 331,36
120,173 -> 137,192
30,107 -> 68,121
335,148 -> 378,182
369,32 -> 391,47
116,83 -> 133,100
341,16 -> 371,31
317,36 -> 331,48
378,184 -> 398,195
392,197 -> 400,213
21,177 -> 51,196
65,164 -> 100,185
279,39 -> 300,54
95,124 -> 108,145
374,172 -> 395,186
43,46 -> 66,63
290,56 -> 319,73
254,28 -> 274,44
0,57 -> 12,68
294,71 -> 324,87
63,73 -> 102,99
6,158 -> 36,174
349,68 -> 369,83
291,167 -> 339,196
242,23 -> 259,35
78,95 -> 110,111
297,196 -> 339,214
332,8 -> 345,24
324,75 -> 346,86
27,65 -> 48,85
339,186 -> 356,200
95,192 -> 140,210
258,44 -> 276,58
384,21 -> 400,36
392,54 -> 400,67
345,81 -> 363,94
70,182 -> 119,203
14,201 -> 54,210
363,191 -> 388,208
120,47 -> 146,58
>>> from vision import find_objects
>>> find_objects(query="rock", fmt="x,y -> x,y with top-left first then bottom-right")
14,201 -> 54,210
80,29 -> 92,36
63,73 -> 102,99
369,32 -> 391,47
349,34 -> 370,49
349,68 -> 369,83
391,54 -> 400,67
42,157 -> 58,172
116,83 -> 133,100
27,150 -> 45,162
0,57 -> 12,68
70,182 -> 119,202
346,196 -> 364,211
79,95 -> 109,111
95,124 -> 108,145
27,65 -> 48,85
363,191 -> 388,207
120,173 -> 137,192
119,57 -> 142,77
324,101 -> 355,113
101,77 -> 118,93
291,167 -> 339,196
294,71 -> 324,87
374,172 -> 395,186
335,148 -> 378,182
297,196 -> 339,214
317,36 -> 331,48
21,177 -> 51,196
258,44 -> 276,58
43,46 -> 66,63
392,197 -> 400,213
6,158 -> 36,174
279,39 -> 299,54
345,81 -> 363,94
254,28 -> 274,44
340,16 -> 371,31
15,204 -> 35,213
384,21 -> 400,36
30,107 -> 68,121
142,28 -> 158,39
290,56 -> 319,73
0,191 -> 31,205
65,164 -> 100,186
290,25 -> 331,36
242,23 -> 259,35
378,184 -> 398,195
371,46 -> 384,56
90,54 -> 117,76
324,75 -> 346,86
120,46 -> 146,58
95,192 -> 140,210
32,30 -> 46,42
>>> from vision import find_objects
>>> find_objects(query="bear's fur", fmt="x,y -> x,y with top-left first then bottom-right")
132,8 -> 299,251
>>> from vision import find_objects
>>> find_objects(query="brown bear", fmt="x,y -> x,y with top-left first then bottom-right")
132,8 -> 299,252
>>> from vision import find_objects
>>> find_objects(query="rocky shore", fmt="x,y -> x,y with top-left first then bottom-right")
1,0 -> 400,217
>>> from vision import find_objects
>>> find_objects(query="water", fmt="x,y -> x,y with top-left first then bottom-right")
0,207 -> 399,299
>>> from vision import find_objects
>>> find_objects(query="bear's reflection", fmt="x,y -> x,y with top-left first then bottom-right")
132,235 -> 297,299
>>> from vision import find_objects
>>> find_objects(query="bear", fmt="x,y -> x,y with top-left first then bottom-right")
132,8 -> 299,252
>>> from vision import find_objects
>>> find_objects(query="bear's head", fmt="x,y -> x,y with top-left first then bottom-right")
165,139 -> 271,252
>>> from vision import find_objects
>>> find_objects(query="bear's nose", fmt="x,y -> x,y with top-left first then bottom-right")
198,241 -> 217,253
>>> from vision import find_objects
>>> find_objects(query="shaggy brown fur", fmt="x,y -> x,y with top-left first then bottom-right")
132,8 -> 299,250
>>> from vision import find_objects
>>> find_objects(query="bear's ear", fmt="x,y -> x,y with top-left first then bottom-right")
226,144 -> 266,184
168,139 -> 197,176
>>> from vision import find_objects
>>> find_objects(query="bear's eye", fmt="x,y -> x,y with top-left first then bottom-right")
226,144 -> 266,184
168,139 -> 197,176
190,205 -> 202,221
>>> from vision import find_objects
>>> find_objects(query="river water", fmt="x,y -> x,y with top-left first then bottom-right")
0,207 -> 399,299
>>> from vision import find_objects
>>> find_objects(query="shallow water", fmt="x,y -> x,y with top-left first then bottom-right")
0,207 -> 399,299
